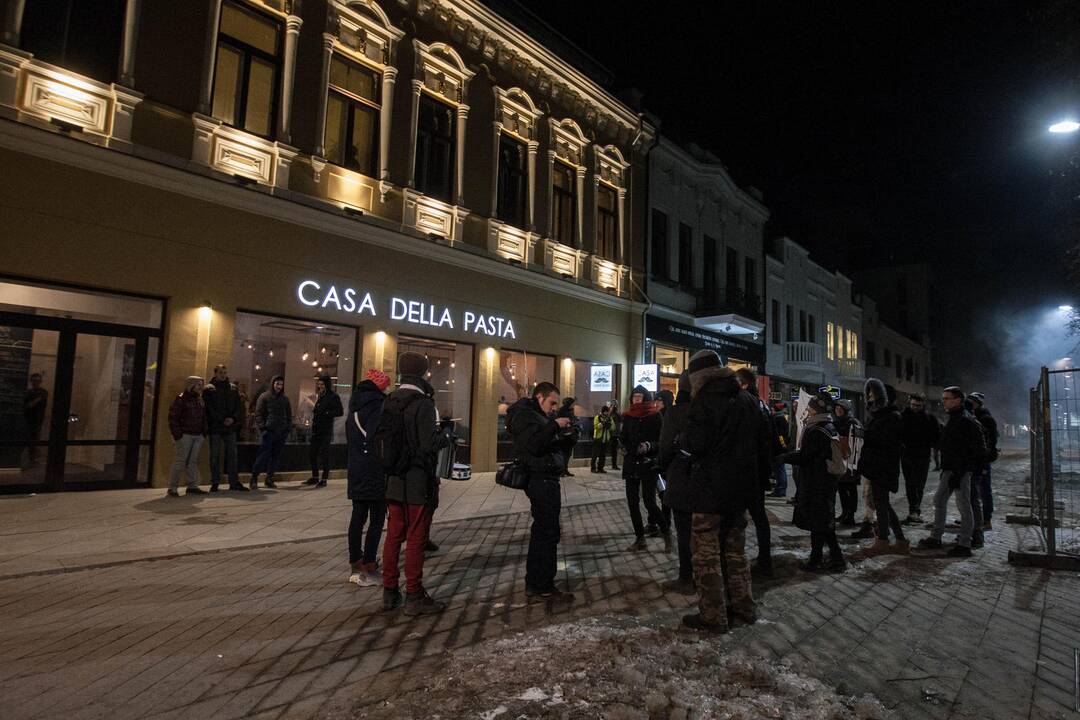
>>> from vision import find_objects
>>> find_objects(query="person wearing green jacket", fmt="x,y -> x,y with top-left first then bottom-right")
591,405 -> 614,473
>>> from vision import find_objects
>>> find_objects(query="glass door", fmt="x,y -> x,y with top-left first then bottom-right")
0,325 -> 59,490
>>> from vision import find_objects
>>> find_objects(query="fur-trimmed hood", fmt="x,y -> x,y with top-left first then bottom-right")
690,365 -> 737,395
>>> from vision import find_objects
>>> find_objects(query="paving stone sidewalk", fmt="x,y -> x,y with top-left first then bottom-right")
0,455 -> 1078,720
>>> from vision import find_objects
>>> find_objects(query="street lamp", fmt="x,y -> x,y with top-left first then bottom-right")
1049,120 -> 1080,134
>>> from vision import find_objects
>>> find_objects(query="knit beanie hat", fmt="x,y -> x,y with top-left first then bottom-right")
184,375 -> 203,391
364,368 -> 391,391
397,351 -> 429,378
687,349 -> 722,376
808,393 -> 833,414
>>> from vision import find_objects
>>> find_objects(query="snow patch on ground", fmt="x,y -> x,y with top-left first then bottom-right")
355,614 -> 893,719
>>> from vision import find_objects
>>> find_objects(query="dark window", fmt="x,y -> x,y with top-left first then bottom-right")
325,55 -> 379,176
799,310 -> 807,342
744,258 -> 757,298
211,1 -> 281,138
552,161 -> 576,246
496,135 -> 527,227
884,347 -> 892,367
895,354 -> 903,379
808,314 -> 816,344
905,357 -> 914,381
415,94 -> 455,203
925,366 -> 930,384
650,209 -> 668,278
20,0 -> 124,84
867,341 -> 877,366
771,300 -> 780,344
726,247 -> 739,292
678,223 -> 693,287
703,235 -> 717,302
785,304 -> 794,342
596,184 -> 618,259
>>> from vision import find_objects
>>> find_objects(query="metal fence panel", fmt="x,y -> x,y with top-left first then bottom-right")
1043,368 -> 1080,556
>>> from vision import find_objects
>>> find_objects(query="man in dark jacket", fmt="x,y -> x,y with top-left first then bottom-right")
969,392 -> 998,531
833,400 -> 860,526
769,403 -> 791,498
381,352 -> 447,615
900,393 -> 941,523
735,368 -> 775,577
306,373 -> 344,487
204,364 -> 246,492
858,378 -> 908,554
609,401 -> 622,470
507,381 -> 575,604
917,387 -> 987,557
167,376 -> 207,497
779,394 -> 846,572
658,370 -> 695,595
621,384 -> 670,552
555,396 -> 581,477
251,375 -> 291,489
682,350 -> 761,634
347,369 -> 390,587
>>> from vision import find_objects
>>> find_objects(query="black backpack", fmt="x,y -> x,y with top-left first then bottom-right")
373,393 -> 420,476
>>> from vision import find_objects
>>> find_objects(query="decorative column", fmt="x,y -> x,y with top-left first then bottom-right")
117,0 -> 142,87
575,165 -> 586,250
278,13 -> 303,145
489,122 -> 502,214
378,66 -> 397,189
313,34 -> 334,157
454,103 -> 469,207
1,0 -> 25,46
196,0 -> 224,115
407,80 -> 423,188
526,140 -> 538,231
617,187 -> 627,264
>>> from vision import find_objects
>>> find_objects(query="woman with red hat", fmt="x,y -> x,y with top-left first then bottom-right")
345,368 -> 391,586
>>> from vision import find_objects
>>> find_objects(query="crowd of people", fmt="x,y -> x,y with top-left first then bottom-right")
163,348 -> 999,630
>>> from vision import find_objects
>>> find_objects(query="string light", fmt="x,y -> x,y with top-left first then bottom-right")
254,363 -> 261,370
302,352 -> 309,361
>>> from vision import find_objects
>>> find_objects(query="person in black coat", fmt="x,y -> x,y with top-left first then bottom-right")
900,393 -> 941,523
833,400 -> 859,526
658,370 -> 694,594
346,371 -> 390,586
203,364 -> 247,492
621,384 -> 670,552
858,378 -> 907,553
735,368 -> 775,577
779,394 -> 846,572
307,373 -> 344,487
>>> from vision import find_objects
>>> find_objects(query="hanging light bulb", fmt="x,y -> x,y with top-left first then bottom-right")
312,360 -> 318,368
255,363 -> 261,370
247,344 -> 253,350
268,350 -> 274,357
321,347 -> 327,354
302,351 -> 309,361
450,362 -> 455,369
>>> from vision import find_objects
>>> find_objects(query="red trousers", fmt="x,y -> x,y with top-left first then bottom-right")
381,502 -> 433,593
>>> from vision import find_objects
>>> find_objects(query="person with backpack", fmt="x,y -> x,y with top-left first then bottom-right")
306,374 -> 344,488
735,368 -> 776,577
681,350 -> 762,633
591,405 -> 614,473
346,369 -> 390,587
621,385 -> 671,552
778,393 -> 846,572
377,352 -> 447,615
506,381 -> 575,604
858,378 -> 908,554
917,387 -> 987,557
833,400 -> 861,526
658,370 -> 695,595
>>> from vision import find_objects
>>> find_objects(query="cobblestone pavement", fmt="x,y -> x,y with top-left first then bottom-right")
1,455 -> 1078,720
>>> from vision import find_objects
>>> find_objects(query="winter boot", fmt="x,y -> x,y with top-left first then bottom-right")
626,537 -> 647,552
947,545 -> 973,558
663,532 -> 674,554
403,589 -> 446,616
916,537 -> 943,550
891,539 -> 911,555
424,540 -> 440,553
827,555 -> 847,572
382,588 -> 402,611
682,613 -> 728,634
661,577 -> 697,595
728,606 -> 758,628
645,523 -> 661,538
850,523 -> 875,539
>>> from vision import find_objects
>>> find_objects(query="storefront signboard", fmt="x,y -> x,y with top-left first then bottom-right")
632,363 -> 659,393
296,280 -> 516,339
590,364 -> 613,392
818,385 -> 841,400
645,315 -> 764,366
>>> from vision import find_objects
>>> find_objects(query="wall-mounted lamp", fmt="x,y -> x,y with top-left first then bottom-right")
198,303 -> 213,321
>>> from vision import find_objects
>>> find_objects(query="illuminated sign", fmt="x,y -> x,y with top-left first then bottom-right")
633,363 -> 659,393
590,365 -> 613,392
296,280 -> 516,339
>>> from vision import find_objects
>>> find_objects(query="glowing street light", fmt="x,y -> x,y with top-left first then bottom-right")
1049,120 -> 1080,134
1059,305 -> 1074,312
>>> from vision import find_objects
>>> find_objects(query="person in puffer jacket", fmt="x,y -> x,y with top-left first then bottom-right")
167,375 -> 207,497
857,378 -> 907,555
251,375 -> 292,489
620,384 -> 670,552
306,373 -> 343,487
346,369 -> 390,586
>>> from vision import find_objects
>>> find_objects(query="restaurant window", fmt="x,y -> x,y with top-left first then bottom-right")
597,184 -> 618,259
552,161 -> 577,246
678,223 -> 693,287
572,360 -> 621,459
211,1 -> 282,138
703,235 -> 718,303
397,335 -> 473,461
835,324 -> 844,359
231,312 -> 357,469
846,329 -> 859,359
653,344 -> 686,397
325,55 -> 379,176
826,322 -> 835,360
496,134 -> 527,228
771,300 -> 780,345
414,93 -> 456,203
650,209 -> 668,279
20,0 -> 124,84
495,350 -> 555,461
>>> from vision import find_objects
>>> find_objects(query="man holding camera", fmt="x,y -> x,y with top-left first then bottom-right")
506,382 -> 574,604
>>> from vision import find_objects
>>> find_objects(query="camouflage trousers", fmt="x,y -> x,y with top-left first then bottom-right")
690,512 -> 755,627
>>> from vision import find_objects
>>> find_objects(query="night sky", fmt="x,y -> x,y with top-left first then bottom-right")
520,0 -> 1080,421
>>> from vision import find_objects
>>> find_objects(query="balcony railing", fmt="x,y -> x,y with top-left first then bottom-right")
695,286 -> 764,322
785,341 -> 823,370
835,358 -> 866,378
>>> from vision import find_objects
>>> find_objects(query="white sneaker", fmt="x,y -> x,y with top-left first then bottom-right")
356,570 -> 380,587
348,573 -> 361,585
